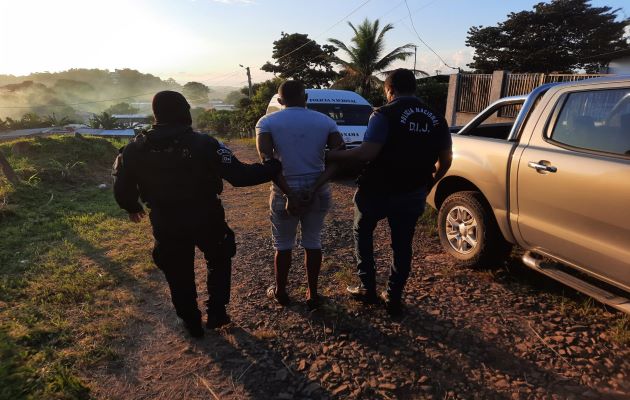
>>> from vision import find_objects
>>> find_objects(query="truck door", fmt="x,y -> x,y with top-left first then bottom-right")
516,86 -> 630,291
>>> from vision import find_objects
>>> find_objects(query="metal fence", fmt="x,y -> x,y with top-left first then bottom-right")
456,74 -> 492,113
499,73 -> 606,117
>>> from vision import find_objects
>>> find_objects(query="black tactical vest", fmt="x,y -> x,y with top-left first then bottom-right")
358,97 -> 447,194
124,126 -> 223,210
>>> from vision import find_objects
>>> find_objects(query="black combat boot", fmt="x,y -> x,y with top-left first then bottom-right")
346,284 -> 379,304
206,306 -> 231,329
183,319 -> 205,338
380,291 -> 403,317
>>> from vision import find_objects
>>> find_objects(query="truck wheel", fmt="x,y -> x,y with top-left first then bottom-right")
437,191 -> 512,267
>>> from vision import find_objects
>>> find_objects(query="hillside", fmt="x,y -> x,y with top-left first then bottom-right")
0,69 -> 240,121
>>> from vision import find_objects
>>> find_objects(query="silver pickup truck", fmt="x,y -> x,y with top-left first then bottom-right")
428,76 -> 630,312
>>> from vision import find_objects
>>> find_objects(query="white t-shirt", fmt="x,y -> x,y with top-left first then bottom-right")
256,107 -> 338,178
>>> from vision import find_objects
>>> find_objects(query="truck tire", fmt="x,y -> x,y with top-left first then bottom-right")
437,191 -> 512,268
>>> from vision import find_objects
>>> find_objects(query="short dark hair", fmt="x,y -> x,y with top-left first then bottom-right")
384,69 -> 416,94
278,80 -> 306,103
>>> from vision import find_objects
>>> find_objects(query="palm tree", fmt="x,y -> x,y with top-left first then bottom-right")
328,19 -> 416,98
88,112 -> 120,129
45,113 -> 72,127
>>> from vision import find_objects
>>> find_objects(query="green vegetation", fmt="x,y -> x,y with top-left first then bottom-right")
0,136 -> 154,399
329,18 -> 415,106
466,0 -> 629,73
262,32 -> 339,88
182,81 -> 211,105
196,78 -> 283,137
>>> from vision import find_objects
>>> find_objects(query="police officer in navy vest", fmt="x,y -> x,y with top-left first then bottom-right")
113,91 -> 281,337
327,69 -> 452,316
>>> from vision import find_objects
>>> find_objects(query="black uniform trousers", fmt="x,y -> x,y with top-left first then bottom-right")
149,203 -> 235,323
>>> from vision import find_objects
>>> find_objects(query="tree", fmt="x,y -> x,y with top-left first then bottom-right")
415,75 -> 449,115
88,112 -> 120,129
466,0 -> 629,73
224,90 -> 245,105
196,109 -> 234,136
262,32 -> 338,88
182,82 -> 211,104
328,19 -> 414,100
44,113 -> 74,127
19,113 -> 45,129
105,102 -> 140,115
238,78 -> 284,136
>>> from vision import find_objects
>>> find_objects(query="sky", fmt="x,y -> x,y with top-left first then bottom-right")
0,0 -> 628,87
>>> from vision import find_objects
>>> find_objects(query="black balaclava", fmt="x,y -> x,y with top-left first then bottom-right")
152,91 -> 192,126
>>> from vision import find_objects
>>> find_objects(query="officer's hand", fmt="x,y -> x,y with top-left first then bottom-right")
128,211 -> 146,223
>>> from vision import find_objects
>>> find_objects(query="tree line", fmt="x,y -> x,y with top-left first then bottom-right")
2,0 -> 626,136
197,0 -> 627,137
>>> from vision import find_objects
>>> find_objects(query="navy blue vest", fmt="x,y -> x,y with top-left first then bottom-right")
358,97 -> 448,193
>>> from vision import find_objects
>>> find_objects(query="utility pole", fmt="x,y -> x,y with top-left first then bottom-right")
239,64 -> 253,98
413,45 -> 418,76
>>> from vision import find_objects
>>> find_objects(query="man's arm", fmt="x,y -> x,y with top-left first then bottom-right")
326,112 -> 386,163
308,131 -> 345,193
327,141 -> 383,163
217,143 -> 281,187
432,149 -> 453,187
256,132 -> 292,195
112,148 -> 145,222
430,121 -> 453,188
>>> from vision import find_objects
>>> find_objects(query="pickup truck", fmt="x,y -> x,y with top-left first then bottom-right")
428,76 -> 630,313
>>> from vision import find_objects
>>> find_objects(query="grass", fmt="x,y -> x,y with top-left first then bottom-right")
418,206 -> 438,236
0,136 -> 154,399
608,316 -> 630,346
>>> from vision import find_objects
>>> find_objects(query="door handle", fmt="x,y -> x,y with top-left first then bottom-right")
528,161 -> 557,173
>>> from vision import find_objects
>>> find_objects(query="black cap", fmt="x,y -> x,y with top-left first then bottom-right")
152,91 -> 192,126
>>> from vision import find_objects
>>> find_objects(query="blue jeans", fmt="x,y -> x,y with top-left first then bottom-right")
353,187 -> 426,300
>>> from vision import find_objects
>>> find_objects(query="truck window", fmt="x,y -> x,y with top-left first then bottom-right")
467,103 -> 520,140
549,89 -> 630,156
307,104 -> 372,126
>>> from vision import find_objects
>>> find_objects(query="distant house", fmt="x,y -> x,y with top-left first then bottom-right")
606,49 -> 630,74
212,104 -> 236,111
112,114 -> 151,128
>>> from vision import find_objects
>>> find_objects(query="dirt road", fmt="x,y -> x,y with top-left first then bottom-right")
90,141 -> 629,399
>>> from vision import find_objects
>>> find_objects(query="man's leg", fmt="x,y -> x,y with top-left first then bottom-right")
351,190 -> 385,299
196,223 -> 234,329
152,237 -> 202,336
274,249 -> 292,301
304,249 -> 322,302
300,193 -> 329,305
270,195 -> 298,305
384,191 -> 426,313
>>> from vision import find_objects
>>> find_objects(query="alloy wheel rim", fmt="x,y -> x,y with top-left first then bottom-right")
445,206 -> 478,254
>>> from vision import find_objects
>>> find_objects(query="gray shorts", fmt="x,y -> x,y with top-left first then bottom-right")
269,176 -> 332,251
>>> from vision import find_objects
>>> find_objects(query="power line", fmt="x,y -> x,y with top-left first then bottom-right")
394,0 -> 440,24
580,47 -> 630,61
1,0 -> 443,111
403,0 -> 459,71
273,0 -> 373,64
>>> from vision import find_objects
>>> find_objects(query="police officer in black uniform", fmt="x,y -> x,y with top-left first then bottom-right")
113,91 -> 281,337
327,69 -> 452,316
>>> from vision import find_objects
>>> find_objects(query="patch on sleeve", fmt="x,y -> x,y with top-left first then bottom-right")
112,154 -> 123,176
217,146 -> 233,164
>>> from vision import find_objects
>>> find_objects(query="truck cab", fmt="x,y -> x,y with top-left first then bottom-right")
428,76 -> 630,312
